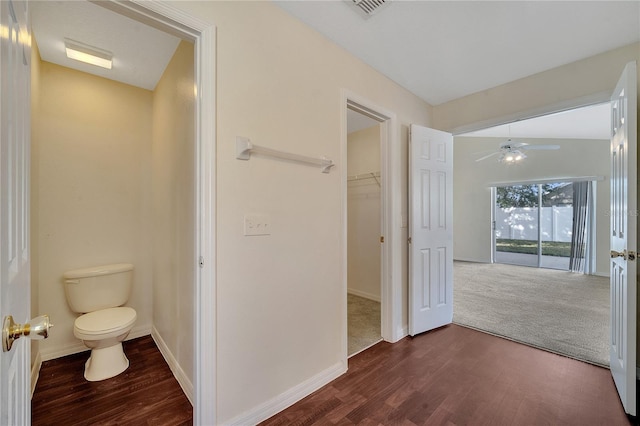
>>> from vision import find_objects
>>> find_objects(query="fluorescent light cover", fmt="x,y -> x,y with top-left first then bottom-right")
64,39 -> 112,69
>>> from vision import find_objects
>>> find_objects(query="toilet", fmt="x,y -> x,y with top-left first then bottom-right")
63,263 -> 137,381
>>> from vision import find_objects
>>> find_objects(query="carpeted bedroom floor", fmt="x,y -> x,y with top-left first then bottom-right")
453,261 -> 609,366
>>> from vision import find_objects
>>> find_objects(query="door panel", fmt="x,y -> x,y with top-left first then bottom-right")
609,61 -> 636,416
1,0 -> 31,423
409,124 -> 453,336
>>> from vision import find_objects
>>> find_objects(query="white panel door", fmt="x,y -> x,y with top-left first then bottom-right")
409,124 -> 453,336
610,61 -> 637,416
0,0 -> 31,423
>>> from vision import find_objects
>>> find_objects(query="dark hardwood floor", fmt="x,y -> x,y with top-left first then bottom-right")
261,324 -> 632,426
32,335 -> 192,426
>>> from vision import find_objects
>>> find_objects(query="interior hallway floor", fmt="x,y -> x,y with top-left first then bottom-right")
32,335 -> 192,425
261,324 -> 630,425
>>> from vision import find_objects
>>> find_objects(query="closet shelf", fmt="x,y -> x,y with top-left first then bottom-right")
347,171 -> 381,187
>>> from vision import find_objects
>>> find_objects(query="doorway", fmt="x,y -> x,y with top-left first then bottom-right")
452,102 -> 611,366
26,1 -> 216,423
31,0 -> 194,411
346,108 -> 382,356
342,94 -> 400,358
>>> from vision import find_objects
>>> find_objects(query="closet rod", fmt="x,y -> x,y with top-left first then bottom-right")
236,137 -> 334,173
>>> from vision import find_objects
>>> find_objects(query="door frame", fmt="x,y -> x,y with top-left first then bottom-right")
92,2 -> 216,424
340,90 -> 402,364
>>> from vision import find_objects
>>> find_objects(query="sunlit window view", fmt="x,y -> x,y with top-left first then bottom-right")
494,181 -> 592,272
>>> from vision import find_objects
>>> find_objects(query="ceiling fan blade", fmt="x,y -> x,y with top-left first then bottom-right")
520,144 -> 560,150
475,151 -> 501,162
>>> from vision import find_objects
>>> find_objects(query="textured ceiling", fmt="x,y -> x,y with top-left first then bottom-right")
31,1 -> 181,91
276,1 -> 640,106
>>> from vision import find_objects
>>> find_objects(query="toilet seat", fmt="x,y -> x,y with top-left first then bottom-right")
74,307 -> 136,340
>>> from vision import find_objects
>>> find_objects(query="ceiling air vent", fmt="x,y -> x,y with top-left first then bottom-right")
347,0 -> 392,19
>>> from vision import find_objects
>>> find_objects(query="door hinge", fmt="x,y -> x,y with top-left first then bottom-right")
380,236 -> 384,243
199,256 -> 204,268
408,237 -> 412,244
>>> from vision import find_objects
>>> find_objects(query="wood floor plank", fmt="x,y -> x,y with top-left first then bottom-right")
261,325 -> 632,426
32,335 -> 192,426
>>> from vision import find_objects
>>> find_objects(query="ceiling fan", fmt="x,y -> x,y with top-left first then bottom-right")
475,140 -> 560,164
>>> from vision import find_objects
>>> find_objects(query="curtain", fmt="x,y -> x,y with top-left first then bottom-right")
569,181 -> 591,273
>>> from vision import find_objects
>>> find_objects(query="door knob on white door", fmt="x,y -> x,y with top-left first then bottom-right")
2,314 -> 53,352
611,250 -> 637,261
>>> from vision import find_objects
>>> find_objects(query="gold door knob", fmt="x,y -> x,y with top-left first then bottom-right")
611,250 -> 637,261
2,314 -> 53,352
611,250 -> 627,259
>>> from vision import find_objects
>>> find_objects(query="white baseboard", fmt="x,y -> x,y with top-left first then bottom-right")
31,351 -> 42,399
40,324 -> 152,361
347,288 -> 381,302
394,326 -> 408,342
222,361 -> 347,426
151,326 -> 194,405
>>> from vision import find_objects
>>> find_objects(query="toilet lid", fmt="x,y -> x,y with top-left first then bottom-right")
75,307 -> 136,335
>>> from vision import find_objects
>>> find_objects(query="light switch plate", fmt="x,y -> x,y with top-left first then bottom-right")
244,214 -> 270,236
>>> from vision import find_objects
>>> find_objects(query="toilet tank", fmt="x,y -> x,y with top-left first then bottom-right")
63,263 -> 134,313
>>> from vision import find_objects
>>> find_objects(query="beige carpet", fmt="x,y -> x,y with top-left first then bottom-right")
348,294 -> 381,356
453,261 -> 609,367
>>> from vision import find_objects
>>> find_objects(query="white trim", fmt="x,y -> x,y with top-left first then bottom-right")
397,326 -> 408,340
222,362 -> 346,426
342,90 -> 403,353
194,23 -> 217,426
451,92 -> 612,136
99,3 -> 217,424
151,326 -> 194,405
30,350 -> 42,399
347,288 -> 381,303
39,324 -> 152,362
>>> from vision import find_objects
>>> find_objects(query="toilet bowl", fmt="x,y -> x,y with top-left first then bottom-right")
63,263 -> 137,381
73,307 -> 137,381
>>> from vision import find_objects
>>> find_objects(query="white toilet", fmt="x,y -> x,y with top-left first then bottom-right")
63,263 -> 137,381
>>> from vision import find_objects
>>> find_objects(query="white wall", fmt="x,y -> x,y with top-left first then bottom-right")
166,1 -> 433,422
151,40 -> 195,389
32,60 -> 154,360
454,137 -> 610,275
347,125 -> 381,301
434,42 -> 640,133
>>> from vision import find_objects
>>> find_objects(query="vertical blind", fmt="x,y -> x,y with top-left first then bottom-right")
569,181 -> 591,273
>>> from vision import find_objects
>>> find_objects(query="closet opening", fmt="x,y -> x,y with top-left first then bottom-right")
346,105 -> 384,357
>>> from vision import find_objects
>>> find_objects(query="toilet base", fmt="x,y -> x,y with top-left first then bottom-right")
84,342 -> 130,381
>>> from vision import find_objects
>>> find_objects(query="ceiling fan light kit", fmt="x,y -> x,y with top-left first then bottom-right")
499,151 -> 527,165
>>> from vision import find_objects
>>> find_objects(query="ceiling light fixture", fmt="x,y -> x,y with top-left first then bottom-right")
499,150 -> 527,165
64,39 -> 112,69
